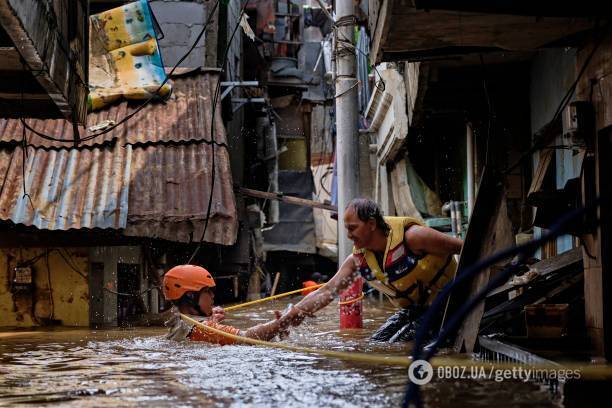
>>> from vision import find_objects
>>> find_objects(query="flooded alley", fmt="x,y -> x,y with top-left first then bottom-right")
0,1 -> 611,407
1,299 -> 557,407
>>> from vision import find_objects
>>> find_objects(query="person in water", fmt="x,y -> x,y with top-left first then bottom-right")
163,264 -> 288,344
280,198 -> 463,342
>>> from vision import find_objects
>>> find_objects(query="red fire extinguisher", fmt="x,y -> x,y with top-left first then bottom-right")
339,277 -> 364,329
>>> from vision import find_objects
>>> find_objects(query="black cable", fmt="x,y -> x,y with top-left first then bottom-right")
56,248 -> 88,281
479,54 -> 493,167
18,62 -> 35,210
187,0 -> 252,264
45,249 -> 55,320
104,285 -> 161,298
403,198 -> 602,407
18,0 -> 221,145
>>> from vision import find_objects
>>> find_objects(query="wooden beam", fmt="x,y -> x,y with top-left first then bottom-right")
380,7 -> 594,58
487,246 -> 583,298
369,0 -> 393,65
444,166 -> 513,354
0,92 -> 50,100
238,187 -> 337,212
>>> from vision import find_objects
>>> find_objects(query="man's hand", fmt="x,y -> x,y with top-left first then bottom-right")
278,305 -> 315,328
211,306 -> 225,323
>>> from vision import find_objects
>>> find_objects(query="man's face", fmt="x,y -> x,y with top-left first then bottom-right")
344,207 -> 375,249
197,287 -> 215,316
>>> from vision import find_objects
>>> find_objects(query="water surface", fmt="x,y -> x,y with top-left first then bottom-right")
0,298 -> 557,407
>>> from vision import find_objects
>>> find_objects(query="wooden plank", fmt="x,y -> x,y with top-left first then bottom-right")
442,165 -> 513,353
457,193 -> 513,353
0,92 -> 50,100
385,8 -> 594,54
528,147 -> 554,196
369,0 -> 393,64
238,187 -> 337,212
487,247 -> 583,298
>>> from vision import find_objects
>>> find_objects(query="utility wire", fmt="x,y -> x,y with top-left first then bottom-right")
403,198 -> 604,408
187,0 -> 252,265
502,25 -> 607,176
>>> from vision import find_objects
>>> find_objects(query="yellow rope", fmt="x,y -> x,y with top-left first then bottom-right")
224,284 -> 325,311
181,313 -> 411,366
180,313 -> 612,378
338,293 -> 364,305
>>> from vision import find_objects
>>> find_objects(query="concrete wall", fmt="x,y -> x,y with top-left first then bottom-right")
225,0 -> 243,81
150,0 -> 208,68
0,248 -> 89,327
89,246 -> 143,327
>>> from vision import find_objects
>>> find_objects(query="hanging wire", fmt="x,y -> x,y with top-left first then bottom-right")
502,24 -> 608,176
404,198 -> 604,407
186,0 -> 253,265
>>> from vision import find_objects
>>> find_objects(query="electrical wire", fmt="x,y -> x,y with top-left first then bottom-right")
502,25 -> 607,176
187,0 -> 252,264
403,198 -> 603,407
56,248 -> 88,281
479,54 -> 493,167
45,249 -> 54,320
103,285 -> 161,298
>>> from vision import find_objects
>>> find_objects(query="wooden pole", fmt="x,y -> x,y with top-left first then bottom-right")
270,272 -> 281,297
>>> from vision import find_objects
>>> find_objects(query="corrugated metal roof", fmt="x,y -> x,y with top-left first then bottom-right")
0,72 -> 224,149
0,72 -> 238,245
125,142 -> 237,245
0,145 -> 131,230
0,142 -> 237,245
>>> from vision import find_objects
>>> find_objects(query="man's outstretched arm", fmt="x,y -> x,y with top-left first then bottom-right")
280,254 -> 360,326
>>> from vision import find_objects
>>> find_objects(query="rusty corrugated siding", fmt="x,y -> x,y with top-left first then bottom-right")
0,142 -> 237,245
125,142 -> 237,245
0,73 -> 224,148
0,72 -> 238,245
0,145 -> 131,230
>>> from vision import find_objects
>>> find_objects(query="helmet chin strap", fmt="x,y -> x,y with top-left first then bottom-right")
183,292 -> 207,317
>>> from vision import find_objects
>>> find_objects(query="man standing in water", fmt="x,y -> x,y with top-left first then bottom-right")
280,198 -> 463,342
163,265 -> 288,344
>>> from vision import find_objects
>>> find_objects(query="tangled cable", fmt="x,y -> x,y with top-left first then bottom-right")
403,197 -> 603,408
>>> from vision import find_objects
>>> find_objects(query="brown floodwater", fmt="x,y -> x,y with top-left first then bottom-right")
0,298 -> 558,407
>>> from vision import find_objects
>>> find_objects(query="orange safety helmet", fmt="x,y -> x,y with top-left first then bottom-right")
162,265 -> 216,301
301,280 -> 319,296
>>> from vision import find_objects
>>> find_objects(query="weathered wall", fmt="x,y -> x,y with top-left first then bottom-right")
0,248 -> 89,327
150,0 -> 208,67
530,48 -> 577,134
89,246 -> 143,327
575,32 -> 612,359
530,48 -> 579,255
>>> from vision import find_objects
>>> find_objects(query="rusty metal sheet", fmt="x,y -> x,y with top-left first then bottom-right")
0,145 -> 131,230
0,73 -> 225,149
0,141 -> 237,245
125,142 -> 238,245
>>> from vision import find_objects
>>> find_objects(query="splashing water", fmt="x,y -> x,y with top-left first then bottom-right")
0,299 -> 556,407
